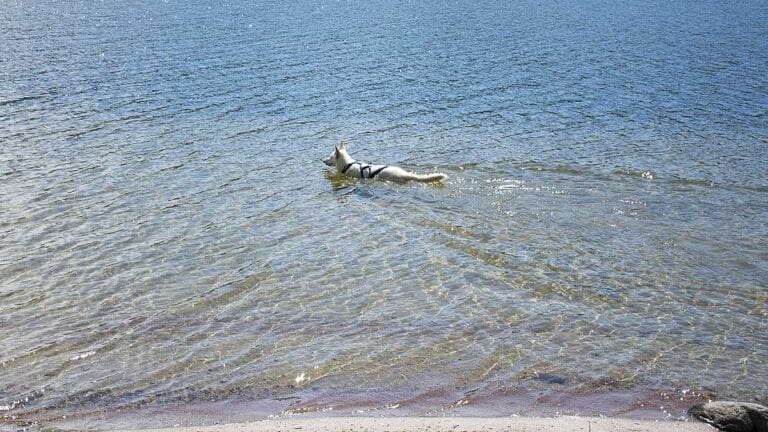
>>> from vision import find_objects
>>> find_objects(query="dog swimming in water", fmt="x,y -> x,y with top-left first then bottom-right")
323,143 -> 448,183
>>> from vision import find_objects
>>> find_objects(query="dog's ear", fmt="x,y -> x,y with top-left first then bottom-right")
334,142 -> 347,157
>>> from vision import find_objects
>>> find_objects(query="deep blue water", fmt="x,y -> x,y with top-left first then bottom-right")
1,0 -> 767,429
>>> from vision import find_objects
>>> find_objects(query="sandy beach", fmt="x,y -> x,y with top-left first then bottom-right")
112,416 -> 715,432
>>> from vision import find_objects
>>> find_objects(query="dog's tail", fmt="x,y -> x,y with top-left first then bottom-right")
412,173 -> 449,183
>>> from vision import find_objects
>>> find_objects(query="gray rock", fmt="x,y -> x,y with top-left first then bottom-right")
689,401 -> 768,432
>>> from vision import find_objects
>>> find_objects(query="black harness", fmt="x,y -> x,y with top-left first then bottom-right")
342,161 -> 388,179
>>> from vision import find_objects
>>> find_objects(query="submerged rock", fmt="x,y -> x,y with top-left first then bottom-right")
689,401 -> 768,432
535,373 -> 568,385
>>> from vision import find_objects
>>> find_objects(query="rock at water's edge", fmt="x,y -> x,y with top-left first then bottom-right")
689,401 -> 768,432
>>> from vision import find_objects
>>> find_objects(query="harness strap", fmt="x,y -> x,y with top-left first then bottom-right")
341,161 -> 357,174
342,162 -> 388,178
370,166 -> 388,177
360,164 -> 371,178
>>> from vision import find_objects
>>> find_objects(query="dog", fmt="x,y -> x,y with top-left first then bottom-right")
323,143 -> 448,183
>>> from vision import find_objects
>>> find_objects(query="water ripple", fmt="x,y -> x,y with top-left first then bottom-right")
1,0 -> 767,428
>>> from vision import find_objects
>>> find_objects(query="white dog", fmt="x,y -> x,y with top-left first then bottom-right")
323,143 -> 448,183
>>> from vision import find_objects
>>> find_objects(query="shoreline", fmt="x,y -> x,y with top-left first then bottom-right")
5,386 -> 720,432
110,416 -> 715,432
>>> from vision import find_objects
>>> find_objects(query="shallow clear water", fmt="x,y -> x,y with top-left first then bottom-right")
1,0 -> 767,429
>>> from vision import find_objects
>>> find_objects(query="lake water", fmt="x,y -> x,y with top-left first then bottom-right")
1,0 -> 767,430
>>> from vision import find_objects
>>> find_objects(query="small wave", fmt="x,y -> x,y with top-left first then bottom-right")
158,163 -> 185,172
0,95 -> 42,106
654,175 -> 768,193
69,350 -> 96,362
671,178 -> 768,193
669,177 -> 715,187
611,169 -> 657,180
551,164 -> 587,175
448,163 -> 479,172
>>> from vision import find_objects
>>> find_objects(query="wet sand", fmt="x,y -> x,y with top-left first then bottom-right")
112,416 -> 715,432
28,386 -> 718,432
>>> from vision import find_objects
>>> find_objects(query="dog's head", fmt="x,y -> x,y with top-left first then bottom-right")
322,142 -> 348,167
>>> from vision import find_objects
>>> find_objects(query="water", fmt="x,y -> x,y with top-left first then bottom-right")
1,0 -> 767,429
